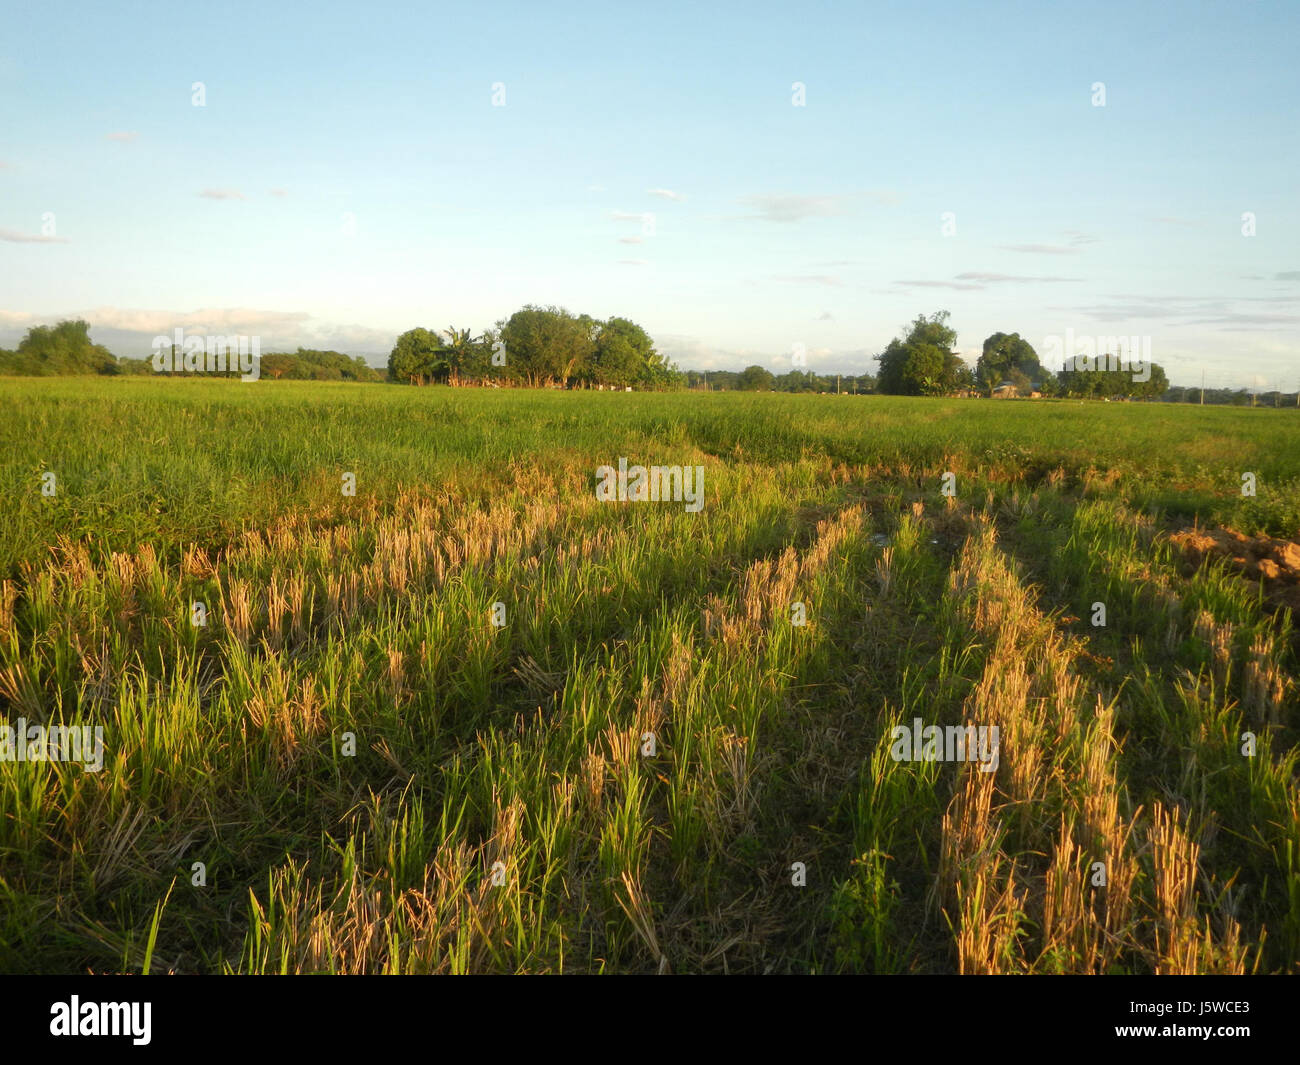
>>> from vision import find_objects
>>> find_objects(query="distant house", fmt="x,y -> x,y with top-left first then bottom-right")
993,380 -> 1044,399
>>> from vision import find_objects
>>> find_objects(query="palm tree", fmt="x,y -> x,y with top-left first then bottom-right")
440,326 -> 479,387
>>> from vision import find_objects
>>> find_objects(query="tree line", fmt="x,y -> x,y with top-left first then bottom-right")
684,368 -> 876,392
8,314 -> 1283,405
872,311 -> 1171,399
387,306 -> 682,389
0,320 -> 380,381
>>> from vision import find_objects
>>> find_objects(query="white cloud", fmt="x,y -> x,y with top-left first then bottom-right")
770,274 -> 843,286
895,279 -> 983,291
740,194 -> 846,223
998,243 -> 1078,255
82,306 -> 311,334
954,272 -> 1082,283
648,188 -> 684,201
199,189 -> 246,200
106,131 -> 139,143
0,229 -> 69,244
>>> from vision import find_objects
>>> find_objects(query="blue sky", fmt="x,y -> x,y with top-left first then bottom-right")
2,0 -> 1297,388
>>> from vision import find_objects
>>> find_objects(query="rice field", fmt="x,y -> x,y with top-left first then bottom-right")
1,376 -> 1298,974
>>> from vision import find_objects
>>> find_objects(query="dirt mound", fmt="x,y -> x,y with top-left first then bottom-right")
1170,527 -> 1300,614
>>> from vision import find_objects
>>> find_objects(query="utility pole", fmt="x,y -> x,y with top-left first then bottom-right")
836,373 -> 841,394
1200,369 -> 1205,406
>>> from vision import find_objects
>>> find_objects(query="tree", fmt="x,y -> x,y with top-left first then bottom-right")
259,353 -> 300,380
495,305 -> 594,387
592,317 -> 655,388
737,364 -> 776,391
943,352 -> 974,392
388,327 -> 442,385
1137,363 -> 1169,399
12,319 -> 116,375
976,332 -> 1041,397
876,311 -> 958,395
440,326 -> 486,386
975,359 -> 1002,396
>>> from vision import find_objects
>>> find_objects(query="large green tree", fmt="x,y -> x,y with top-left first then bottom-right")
440,326 -> 499,386
876,311 -> 958,395
591,317 -> 656,387
495,305 -> 594,387
737,364 -> 776,391
388,327 -> 443,385
9,319 -> 116,375
976,332 -> 1041,396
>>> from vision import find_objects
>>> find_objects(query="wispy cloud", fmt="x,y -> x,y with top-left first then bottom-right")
80,306 -> 312,333
816,311 -> 834,320
998,243 -> 1078,255
740,194 -> 847,223
648,188 -> 684,201
1062,229 -> 1099,246
618,258 -> 648,266
1050,293 -> 1300,330
587,184 -> 606,193
269,188 -> 288,197
106,131 -> 139,143
0,228 -> 69,244
1275,271 -> 1300,281
610,210 -> 646,221
895,279 -> 984,290
771,274 -> 843,286
618,236 -> 643,244
199,188 -> 246,200
954,272 -> 1083,284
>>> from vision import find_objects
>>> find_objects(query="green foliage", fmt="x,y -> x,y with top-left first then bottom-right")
737,364 -> 776,391
876,312 -> 961,395
495,305 -> 594,387
1057,359 -> 1170,399
976,332 -> 1041,396
590,317 -> 653,387
0,319 -> 117,376
385,308 -> 679,390
260,349 -> 381,381
388,327 -> 443,385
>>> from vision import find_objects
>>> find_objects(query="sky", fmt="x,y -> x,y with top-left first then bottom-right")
1,0 -> 1297,389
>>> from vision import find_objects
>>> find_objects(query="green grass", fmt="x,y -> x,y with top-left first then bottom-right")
0,377 -> 1296,973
